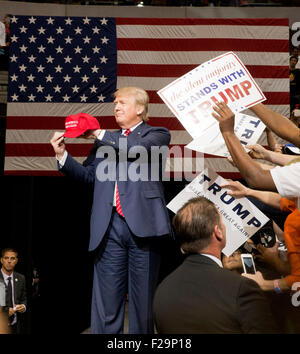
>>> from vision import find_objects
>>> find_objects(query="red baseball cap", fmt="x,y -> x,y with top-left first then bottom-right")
63,113 -> 100,138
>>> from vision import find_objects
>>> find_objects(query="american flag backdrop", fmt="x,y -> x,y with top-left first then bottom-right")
5,16 -> 289,177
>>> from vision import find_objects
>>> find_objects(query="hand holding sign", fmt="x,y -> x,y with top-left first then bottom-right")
212,101 -> 235,134
158,52 -> 266,140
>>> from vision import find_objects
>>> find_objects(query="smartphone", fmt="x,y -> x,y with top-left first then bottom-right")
241,254 -> 256,274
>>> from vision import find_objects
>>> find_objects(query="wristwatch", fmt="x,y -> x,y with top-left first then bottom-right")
273,279 -> 281,294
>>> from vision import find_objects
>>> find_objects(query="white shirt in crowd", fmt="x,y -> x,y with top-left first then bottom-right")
270,162 -> 300,209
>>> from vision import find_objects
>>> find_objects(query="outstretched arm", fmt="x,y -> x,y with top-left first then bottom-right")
246,144 -> 297,166
221,180 -> 281,209
250,103 -> 300,148
212,102 -> 277,191
243,271 -> 290,292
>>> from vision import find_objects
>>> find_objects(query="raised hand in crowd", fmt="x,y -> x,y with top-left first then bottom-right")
255,243 -> 290,276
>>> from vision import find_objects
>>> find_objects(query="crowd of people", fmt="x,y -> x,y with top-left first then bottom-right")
154,101 -> 300,333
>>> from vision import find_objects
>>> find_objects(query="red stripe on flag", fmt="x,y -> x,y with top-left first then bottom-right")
5,143 -> 225,158
118,64 -> 289,78
6,116 -> 114,130
147,91 -> 289,105
116,18 -> 289,26
3,170 -> 242,179
264,92 -> 290,105
117,38 -> 289,52
4,170 -> 64,176
6,116 -> 187,130
5,143 -> 94,157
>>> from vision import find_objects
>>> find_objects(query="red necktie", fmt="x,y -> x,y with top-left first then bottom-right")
115,129 -> 131,217
124,128 -> 131,137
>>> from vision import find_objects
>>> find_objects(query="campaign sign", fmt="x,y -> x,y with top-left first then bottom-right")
158,52 -> 266,139
167,168 -> 269,256
186,113 -> 266,157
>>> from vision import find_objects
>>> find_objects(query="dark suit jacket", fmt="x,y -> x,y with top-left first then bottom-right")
153,254 -> 278,334
60,122 -> 173,251
0,271 -> 27,319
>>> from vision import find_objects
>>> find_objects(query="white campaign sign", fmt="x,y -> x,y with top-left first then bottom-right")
158,52 -> 266,139
167,168 -> 269,257
186,113 -> 266,157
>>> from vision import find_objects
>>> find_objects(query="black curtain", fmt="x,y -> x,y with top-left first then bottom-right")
0,175 -> 185,333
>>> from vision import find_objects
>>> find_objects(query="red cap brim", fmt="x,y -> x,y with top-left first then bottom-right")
63,129 -> 85,138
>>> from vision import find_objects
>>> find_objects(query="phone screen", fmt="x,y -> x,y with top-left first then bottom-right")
242,256 -> 256,274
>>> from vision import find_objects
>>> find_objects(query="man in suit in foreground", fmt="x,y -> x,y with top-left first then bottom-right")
0,248 -> 27,334
153,197 -> 278,334
50,86 -> 172,334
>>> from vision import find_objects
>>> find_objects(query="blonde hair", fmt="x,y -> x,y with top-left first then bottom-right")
286,156 -> 300,165
114,86 -> 149,122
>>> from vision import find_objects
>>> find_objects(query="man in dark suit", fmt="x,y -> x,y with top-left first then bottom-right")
153,197 -> 278,334
50,86 -> 172,334
0,248 -> 27,334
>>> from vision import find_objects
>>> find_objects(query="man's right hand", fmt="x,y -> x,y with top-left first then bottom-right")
50,132 -> 66,160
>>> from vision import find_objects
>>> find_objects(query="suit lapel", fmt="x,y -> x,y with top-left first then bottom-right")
115,121 -> 146,143
126,121 -> 145,144
132,121 -> 145,134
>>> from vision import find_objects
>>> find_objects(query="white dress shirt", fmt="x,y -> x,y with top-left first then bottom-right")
200,253 -> 223,268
